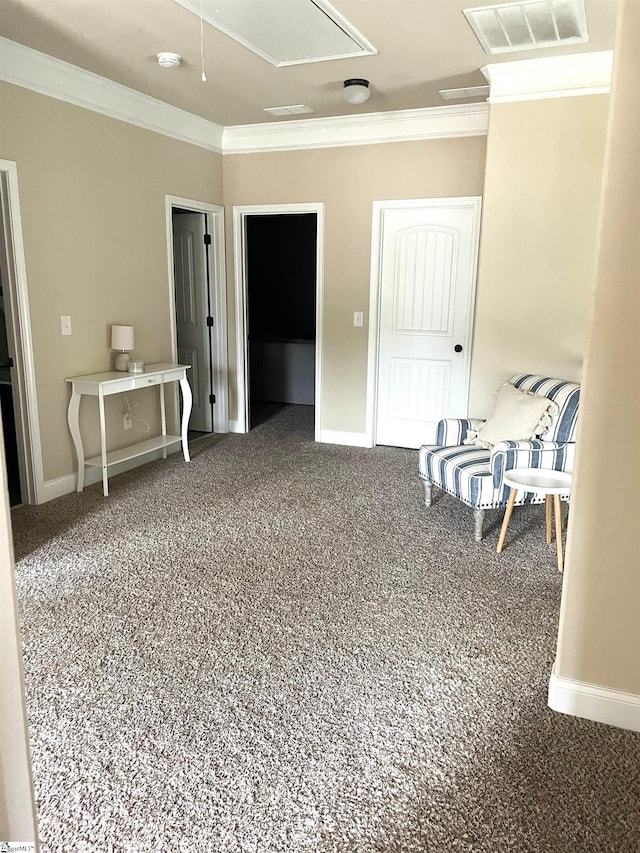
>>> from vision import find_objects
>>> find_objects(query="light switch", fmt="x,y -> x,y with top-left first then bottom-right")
353,311 -> 364,328
60,315 -> 72,336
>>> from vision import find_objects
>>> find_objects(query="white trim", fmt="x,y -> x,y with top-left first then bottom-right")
40,473 -> 75,503
0,37 -> 223,152
0,37 -> 487,155
0,160 -> 43,504
548,666 -> 640,732
228,419 -> 244,434
232,204 -> 324,439
482,51 -> 613,104
365,197 -> 482,447
41,447 -> 182,502
2,36 -> 613,155
223,103 -> 489,154
318,430 -> 371,448
165,196 -> 228,434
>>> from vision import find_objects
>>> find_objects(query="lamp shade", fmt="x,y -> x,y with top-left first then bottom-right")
111,324 -> 134,351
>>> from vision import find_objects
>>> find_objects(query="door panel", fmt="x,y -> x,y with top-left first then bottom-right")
375,200 -> 481,448
173,212 -> 212,432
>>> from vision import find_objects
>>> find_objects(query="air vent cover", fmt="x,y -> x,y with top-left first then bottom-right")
463,0 -> 588,54
263,105 -> 315,117
439,85 -> 490,100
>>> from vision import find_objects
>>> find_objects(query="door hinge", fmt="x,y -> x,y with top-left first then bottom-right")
209,393 -> 216,404
203,234 -> 212,246
207,316 -> 214,327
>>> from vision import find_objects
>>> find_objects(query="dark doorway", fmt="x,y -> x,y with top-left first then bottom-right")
0,274 -> 21,505
246,213 -> 317,430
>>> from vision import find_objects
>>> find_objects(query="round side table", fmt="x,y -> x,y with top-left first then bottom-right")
497,468 -> 572,572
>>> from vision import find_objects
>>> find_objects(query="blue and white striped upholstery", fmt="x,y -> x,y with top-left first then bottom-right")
508,375 -> 580,443
435,418 -> 486,447
418,375 -> 579,530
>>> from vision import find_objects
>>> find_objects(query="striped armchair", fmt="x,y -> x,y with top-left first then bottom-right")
418,375 -> 580,541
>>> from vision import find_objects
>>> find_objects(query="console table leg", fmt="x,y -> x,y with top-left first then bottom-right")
98,392 -> 109,497
67,390 -> 85,492
179,377 -> 192,462
160,384 -> 167,459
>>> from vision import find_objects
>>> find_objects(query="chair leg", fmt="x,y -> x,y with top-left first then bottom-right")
473,508 -> 485,543
423,480 -> 433,508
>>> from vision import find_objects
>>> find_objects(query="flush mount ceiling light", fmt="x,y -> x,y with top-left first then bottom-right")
343,78 -> 370,104
157,52 -> 182,68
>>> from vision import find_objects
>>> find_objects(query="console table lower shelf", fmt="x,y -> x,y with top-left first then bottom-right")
66,363 -> 192,497
83,434 -> 184,470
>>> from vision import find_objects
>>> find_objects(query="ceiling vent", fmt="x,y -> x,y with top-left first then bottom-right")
463,0 -> 589,54
174,0 -> 377,66
439,85 -> 490,100
263,105 -> 315,117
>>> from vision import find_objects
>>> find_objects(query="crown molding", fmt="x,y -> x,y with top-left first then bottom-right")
222,103 -> 489,154
482,51 -> 613,104
0,37 -> 224,153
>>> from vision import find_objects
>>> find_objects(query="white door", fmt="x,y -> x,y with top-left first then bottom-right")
374,198 -> 481,448
172,212 -> 213,433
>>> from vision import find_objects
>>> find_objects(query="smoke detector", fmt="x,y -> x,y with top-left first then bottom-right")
157,52 -> 182,68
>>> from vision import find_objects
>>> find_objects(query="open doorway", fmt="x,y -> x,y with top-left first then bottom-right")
166,196 -> 228,439
247,213 -> 316,429
233,203 -> 324,439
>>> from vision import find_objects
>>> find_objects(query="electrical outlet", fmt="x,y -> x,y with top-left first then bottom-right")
123,413 -> 133,430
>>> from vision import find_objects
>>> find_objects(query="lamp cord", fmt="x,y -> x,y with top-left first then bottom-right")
124,394 -> 151,434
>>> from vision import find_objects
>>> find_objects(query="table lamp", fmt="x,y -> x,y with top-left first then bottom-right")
111,324 -> 134,371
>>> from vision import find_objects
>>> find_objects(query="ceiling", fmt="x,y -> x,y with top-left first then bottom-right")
0,0 -> 619,127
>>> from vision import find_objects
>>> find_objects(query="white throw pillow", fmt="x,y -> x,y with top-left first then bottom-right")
466,383 -> 559,449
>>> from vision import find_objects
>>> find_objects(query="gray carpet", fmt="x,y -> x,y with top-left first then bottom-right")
12,405 -> 640,852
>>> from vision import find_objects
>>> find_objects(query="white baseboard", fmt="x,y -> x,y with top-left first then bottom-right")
39,473 -> 76,503
39,447 -> 181,503
318,429 -> 372,448
227,419 -> 245,434
548,665 -> 640,732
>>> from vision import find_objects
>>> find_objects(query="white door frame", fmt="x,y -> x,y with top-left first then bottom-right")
232,203 -> 324,440
365,196 -> 482,446
0,160 -> 42,504
165,195 -> 228,433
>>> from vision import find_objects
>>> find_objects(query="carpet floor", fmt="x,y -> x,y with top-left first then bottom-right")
12,405 -> 640,852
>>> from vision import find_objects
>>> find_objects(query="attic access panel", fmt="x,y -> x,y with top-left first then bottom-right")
173,0 -> 377,66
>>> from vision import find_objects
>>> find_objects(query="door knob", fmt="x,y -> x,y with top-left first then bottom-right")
454,344 -> 463,353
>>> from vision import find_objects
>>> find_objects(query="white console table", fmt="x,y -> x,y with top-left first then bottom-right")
66,362 -> 192,496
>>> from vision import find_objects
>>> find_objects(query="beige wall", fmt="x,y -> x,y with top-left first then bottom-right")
555,1 -> 640,697
222,137 -> 487,432
0,82 -> 222,482
469,95 -> 609,416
